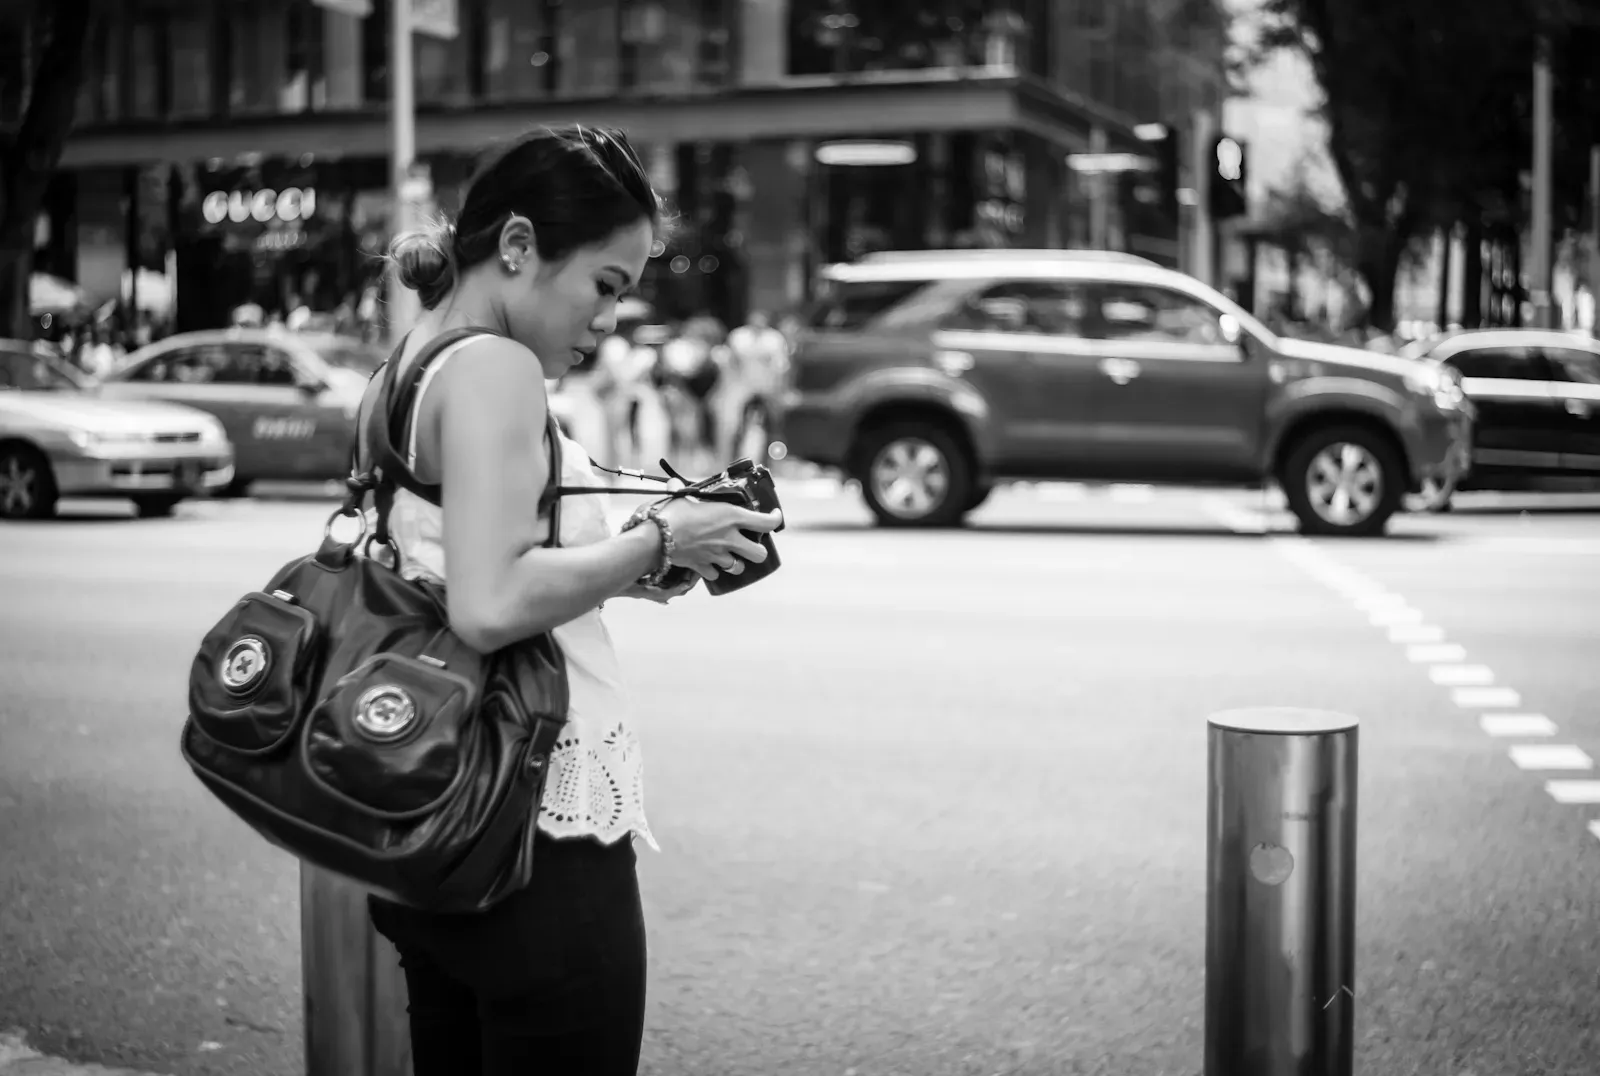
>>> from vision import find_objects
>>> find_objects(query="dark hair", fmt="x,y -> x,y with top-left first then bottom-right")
391,125 -> 662,309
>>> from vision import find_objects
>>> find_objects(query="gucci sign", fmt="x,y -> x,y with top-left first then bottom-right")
202,187 -> 318,226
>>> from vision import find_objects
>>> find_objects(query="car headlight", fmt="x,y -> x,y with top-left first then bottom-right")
67,428 -> 146,450
197,417 -> 229,444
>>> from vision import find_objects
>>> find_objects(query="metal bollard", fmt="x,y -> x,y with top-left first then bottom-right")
301,862 -> 414,1076
1205,708 -> 1358,1076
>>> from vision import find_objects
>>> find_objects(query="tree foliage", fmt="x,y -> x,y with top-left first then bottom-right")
0,0 -> 98,339
1251,0 -> 1599,329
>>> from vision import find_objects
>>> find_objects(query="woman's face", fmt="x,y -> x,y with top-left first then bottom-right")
501,218 -> 654,378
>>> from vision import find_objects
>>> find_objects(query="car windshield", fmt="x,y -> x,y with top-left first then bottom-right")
0,348 -> 90,392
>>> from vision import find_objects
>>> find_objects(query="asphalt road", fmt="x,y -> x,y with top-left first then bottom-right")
1,480 -> 1598,1076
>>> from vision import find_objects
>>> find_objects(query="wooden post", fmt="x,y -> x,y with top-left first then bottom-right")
300,862 -> 414,1076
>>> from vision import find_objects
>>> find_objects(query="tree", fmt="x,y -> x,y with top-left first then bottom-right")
0,0 -> 98,340
1250,0 -> 1576,330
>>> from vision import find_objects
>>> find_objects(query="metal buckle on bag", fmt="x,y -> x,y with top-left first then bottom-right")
219,636 -> 271,694
323,505 -> 370,546
353,684 -> 418,742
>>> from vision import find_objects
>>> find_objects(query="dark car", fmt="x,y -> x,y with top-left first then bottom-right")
99,329 -> 386,495
775,249 -> 1474,536
1402,329 -> 1600,495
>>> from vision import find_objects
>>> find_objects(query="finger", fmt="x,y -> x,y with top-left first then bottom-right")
720,557 -> 744,575
730,537 -> 767,563
729,506 -> 783,533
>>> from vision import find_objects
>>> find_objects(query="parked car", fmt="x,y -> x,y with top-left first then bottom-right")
1400,329 -> 1600,500
99,329 -> 386,495
0,339 -> 234,519
775,249 -> 1474,536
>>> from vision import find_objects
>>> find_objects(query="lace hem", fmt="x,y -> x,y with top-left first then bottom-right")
533,721 -> 660,852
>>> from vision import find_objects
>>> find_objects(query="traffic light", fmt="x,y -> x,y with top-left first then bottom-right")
1209,135 -> 1248,220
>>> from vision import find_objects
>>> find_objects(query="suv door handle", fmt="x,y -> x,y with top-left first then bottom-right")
1099,357 -> 1141,385
1565,398 -> 1592,417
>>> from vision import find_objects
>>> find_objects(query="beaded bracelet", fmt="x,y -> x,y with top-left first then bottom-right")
621,501 -> 676,588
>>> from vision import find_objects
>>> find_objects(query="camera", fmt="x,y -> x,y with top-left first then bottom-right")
675,458 -> 786,596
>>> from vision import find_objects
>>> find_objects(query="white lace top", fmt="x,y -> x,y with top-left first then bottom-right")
385,335 -> 658,851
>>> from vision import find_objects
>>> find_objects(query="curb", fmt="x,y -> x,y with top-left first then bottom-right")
0,1033 -> 173,1076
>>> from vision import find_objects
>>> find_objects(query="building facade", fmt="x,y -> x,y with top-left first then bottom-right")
5,0 -> 1229,332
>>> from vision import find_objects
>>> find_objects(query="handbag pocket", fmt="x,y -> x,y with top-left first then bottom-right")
189,592 -> 322,755
302,653 -> 479,818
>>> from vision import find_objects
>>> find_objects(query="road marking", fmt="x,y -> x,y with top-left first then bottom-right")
1388,624 -> 1447,644
1480,714 -> 1558,737
1036,483 -> 1088,502
1408,643 -> 1468,663
1198,495 -> 1268,533
1508,745 -> 1594,771
1545,781 -> 1600,804
1458,537 -> 1600,556
1427,664 -> 1497,686
1590,820 -> 1600,843
1452,686 -> 1523,709
1355,592 -> 1411,611
1109,483 -> 1156,504
1369,606 -> 1424,626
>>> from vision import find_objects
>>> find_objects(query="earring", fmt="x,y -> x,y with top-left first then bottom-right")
502,254 -> 521,273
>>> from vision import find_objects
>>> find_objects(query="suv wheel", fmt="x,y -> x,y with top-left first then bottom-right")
1282,425 -> 1404,537
856,422 -> 973,528
0,444 -> 58,520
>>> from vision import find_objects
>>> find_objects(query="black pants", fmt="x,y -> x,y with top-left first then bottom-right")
368,832 -> 647,1076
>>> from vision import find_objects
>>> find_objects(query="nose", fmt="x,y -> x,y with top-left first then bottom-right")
591,302 -> 618,336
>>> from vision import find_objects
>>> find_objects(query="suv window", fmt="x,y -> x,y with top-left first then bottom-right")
808,279 -> 933,331
1443,346 -> 1544,380
941,280 -> 1091,336
1542,347 -> 1600,386
1086,284 -> 1227,344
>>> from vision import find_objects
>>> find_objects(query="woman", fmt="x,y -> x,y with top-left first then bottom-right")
363,125 -> 782,1076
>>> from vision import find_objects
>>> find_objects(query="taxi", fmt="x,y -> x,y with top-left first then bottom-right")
101,329 -> 386,495
0,340 -> 234,519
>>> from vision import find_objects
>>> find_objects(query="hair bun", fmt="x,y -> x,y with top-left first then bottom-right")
390,220 -> 458,309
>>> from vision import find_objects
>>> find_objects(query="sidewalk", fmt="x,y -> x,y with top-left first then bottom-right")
0,1033 -> 171,1076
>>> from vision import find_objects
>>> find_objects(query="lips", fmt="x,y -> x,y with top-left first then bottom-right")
572,346 -> 596,364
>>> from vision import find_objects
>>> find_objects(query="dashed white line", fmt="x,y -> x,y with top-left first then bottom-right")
1408,643 -> 1468,663
1480,714 -> 1558,737
1388,624 -> 1447,644
1427,664 -> 1497,686
1355,593 -> 1412,612
1508,745 -> 1594,771
1109,484 -> 1155,504
1452,686 -> 1523,709
1369,606 -> 1425,626
1545,781 -> 1600,804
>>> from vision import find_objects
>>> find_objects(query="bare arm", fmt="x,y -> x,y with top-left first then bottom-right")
433,338 -> 661,652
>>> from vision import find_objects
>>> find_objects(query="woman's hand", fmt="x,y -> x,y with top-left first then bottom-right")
654,498 -> 783,582
618,574 -> 699,604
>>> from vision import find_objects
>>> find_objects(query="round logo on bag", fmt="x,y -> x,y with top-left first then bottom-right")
219,636 -> 270,693
354,685 -> 417,742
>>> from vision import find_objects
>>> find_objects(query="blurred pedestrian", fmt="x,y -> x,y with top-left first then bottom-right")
716,309 -> 790,462
360,124 -> 781,1076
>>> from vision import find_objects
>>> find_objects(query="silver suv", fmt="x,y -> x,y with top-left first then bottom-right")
776,250 -> 1474,536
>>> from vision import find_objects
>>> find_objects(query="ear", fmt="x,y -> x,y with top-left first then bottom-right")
498,214 -> 535,272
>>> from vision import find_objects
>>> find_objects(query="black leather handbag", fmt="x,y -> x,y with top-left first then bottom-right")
180,328 -> 571,914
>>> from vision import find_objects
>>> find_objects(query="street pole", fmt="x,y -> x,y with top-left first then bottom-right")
1205,708 -> 1358,1076
1530,39 -> 1554,330
1192,109 -> 1215,287
1088,126 -> 1109,251
388,0 -> 419,345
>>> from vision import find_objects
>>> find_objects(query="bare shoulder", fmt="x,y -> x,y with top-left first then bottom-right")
431,334 -> 549,415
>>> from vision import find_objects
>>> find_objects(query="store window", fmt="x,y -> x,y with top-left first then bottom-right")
787,0 -> 1040,75
484,0 -> 554,101
230,5 -> 281,114
168,9 -> 215,118
129,17 -> 165,119
0,11 -> 30,123
417,32 -> 471,104
622,0 -> 731,93
283,0 -> 328,113
554,0 -> 620,97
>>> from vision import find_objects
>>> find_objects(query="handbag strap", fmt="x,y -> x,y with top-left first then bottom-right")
344,328 -> 691,555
